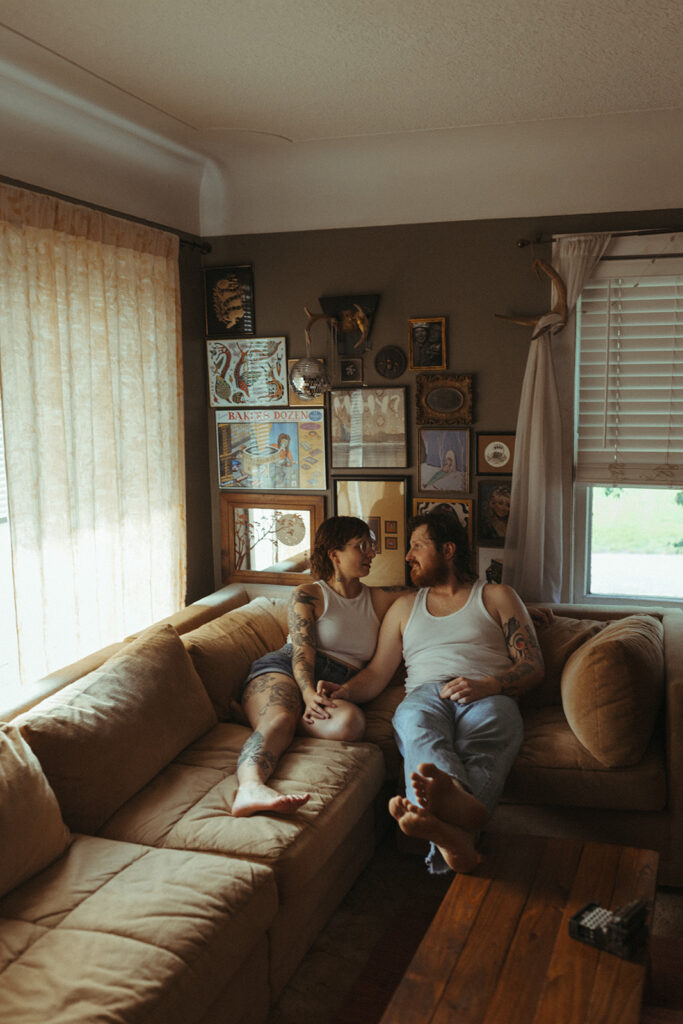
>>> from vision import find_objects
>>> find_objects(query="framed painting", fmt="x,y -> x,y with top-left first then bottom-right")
330,387 -> 407,468
477,432 -> 516,475
287,358 -> 325,407
204,265 -> 255,338
412,498 -> 474,545
340,357 -> 363,384
418,427 -> 469,493
408,317 -> 447,370
477,478 -> 511,546
416,373 -> 473,425
220,492 -> 325,586
335,476 -> 408,586
216,408 -> 326,490
207,337 -> 288,407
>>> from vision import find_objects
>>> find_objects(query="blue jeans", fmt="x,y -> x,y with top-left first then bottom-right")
392,684 -> 524,874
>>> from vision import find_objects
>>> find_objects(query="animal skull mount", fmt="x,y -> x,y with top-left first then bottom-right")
495,258 -> 568,340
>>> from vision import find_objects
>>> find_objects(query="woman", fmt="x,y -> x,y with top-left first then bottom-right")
232,516 -> 406,818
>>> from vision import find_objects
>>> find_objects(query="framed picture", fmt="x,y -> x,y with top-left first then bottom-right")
412,498 -> 474,545
477,432 -> 516,475
416,373 -> 473,425
330,387 -> 407,468
220,492 -> 325,586
335,477 -> 408,586
287,358 -> 325,407
408,317 -> 447,370
418,427 -> 469,493
477,478 -> 512,546
216,408 -> 326,490
204,265 -> 255,338
207,337 -> 288,407
340,357 -> 363,384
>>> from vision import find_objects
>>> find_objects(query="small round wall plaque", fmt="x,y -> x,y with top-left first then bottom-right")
375,345 -> 406,379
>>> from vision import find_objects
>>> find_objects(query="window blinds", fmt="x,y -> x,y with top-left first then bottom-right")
575,250 -> 683,487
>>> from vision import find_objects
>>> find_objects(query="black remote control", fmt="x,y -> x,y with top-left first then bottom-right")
568,899 -> 649,959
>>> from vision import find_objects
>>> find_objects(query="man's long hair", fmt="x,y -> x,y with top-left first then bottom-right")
407,510 -> 477,583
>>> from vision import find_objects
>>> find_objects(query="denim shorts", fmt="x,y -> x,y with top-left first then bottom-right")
240,643 -> 354,700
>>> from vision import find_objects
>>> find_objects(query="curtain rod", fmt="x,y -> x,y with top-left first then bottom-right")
516,226 -> 683,248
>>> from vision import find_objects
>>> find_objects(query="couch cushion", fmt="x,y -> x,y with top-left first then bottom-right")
0,834 -> 277,1024
183,597 -> 289,719
521,614 -> 607,709
560,615 -> 665,767
17,624 -> 217,833
0,724 -> 71,899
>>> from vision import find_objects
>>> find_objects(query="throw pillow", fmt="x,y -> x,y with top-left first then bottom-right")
521,614 -> 607,709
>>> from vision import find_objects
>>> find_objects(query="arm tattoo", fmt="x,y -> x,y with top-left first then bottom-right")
237,730 -> 278,772
287,592 -> 318,693
497,615 -> 544,698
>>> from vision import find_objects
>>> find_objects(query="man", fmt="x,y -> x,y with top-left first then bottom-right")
317,510 -> 544,874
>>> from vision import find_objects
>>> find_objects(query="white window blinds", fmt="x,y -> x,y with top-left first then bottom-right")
575,236 -> 683,487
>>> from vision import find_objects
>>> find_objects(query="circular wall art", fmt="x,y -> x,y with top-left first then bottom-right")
375,345 -> 407,379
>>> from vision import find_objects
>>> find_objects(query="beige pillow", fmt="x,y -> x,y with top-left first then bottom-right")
560,615 -> 665,767
183,598 -> 288,719
0,723 -> 71,898
521,615 -> 607,709
18,624 -> 217,833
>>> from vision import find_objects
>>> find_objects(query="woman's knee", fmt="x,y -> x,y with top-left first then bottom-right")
319,701 -> 366,741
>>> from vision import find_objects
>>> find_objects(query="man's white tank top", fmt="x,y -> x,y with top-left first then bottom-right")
313,579 -> 379,668
402,579 -> 512,692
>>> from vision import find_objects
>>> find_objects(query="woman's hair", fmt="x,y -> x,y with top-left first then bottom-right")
310,515 -> 371,580
407,509 -> 477,583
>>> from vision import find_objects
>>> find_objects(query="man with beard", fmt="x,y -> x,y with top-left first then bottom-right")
317,510 -> 544,875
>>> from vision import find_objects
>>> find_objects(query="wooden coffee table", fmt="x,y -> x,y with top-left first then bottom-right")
380,834 -> 658,1024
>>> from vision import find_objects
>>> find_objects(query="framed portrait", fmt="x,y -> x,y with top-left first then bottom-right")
408,317 -> 447,371
416,373 -> 473,425
335,476 -> 408,586
477,432 -> 516,475
477,478 -> 512,547
330,387 -> 407,468
204,265 -> 255,338
216,408 -> 326,491
418,427 -> 469,493
412,498 -> 473,545
220,492 -> 325,586
207,337 -> 288,407
287,358 -> 325,407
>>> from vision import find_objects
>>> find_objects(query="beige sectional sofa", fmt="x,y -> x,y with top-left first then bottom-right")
1,584 -> 681,1023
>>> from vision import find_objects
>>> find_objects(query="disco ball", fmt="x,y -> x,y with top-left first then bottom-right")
289,356 -> 331,400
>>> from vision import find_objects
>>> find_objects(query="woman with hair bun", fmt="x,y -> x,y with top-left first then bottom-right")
232,516 -> 407,817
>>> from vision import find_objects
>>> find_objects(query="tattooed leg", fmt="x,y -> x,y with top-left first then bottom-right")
232,673 -> 310,817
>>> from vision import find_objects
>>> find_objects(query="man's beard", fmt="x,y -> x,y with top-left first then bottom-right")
409,558 -> 450,587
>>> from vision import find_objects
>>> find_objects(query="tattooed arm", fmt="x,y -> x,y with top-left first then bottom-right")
287,583 -> 336,721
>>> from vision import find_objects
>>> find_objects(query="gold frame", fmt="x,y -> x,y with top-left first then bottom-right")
220,492 -> 325,585
416,373 -> 473,425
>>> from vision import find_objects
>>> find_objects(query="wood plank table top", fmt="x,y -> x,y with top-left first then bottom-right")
380,834 -> 659,1024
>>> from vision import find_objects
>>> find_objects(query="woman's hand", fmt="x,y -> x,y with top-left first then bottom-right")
302,687 -> 337,724
316,678 -> 347,701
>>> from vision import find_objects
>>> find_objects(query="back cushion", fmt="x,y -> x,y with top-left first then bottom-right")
0,723 -> 71,897
521,615 -> 608,709
560,615 -> 665,767
18,624 -> 217,833
183,597 -> 289,719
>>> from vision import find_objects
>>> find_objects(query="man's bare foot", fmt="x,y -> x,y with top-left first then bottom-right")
411,763 -> 488,832
232,782 -> 310,817
390,798 -> 481,874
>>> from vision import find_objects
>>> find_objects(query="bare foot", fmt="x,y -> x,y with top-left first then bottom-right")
391,798 -> 481,874
232,782 -> 310,817
411,763 -> 488,832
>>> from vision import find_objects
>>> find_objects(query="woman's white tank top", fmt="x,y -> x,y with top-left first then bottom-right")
313,579 -> 379,668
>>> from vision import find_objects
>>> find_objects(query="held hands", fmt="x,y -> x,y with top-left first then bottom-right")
302,687 -> 337,724
316,678 -> 348,702
440,675 -> 500,705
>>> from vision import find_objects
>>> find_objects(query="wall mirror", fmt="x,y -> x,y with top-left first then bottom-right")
220,492 -> 325,586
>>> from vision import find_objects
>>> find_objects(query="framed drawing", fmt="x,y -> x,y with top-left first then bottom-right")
287,358 -> 325,407
418,427 -> 469,492
220,492 -> 325,586
330,387 -> 407,468
408,317 -> 447,370
335,477 -> 408,586
477,478 -> 511,546
412,498 -> 474,545
416,373 -> 473,425
340,357 -> 363,384
204,265 -> 255,338
216,408 -> 326,490
207,337 -> 288,407
477,432 -> 516,475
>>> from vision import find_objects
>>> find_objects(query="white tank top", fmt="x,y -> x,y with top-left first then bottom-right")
313,579 -> 380,668
402,579 -> 512,692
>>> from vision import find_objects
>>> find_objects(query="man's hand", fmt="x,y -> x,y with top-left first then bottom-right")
440,675 -> 500,705
302,688 -> 336,724
316,679 -> 346,702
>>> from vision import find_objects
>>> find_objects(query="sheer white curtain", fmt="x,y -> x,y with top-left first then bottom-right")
0,184 -> 186,683
502,233 -> 610,602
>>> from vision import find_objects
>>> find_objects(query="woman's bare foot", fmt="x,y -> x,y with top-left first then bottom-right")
391,798 -> 481,873
232,782 -> 310,817
411,763 -> 488,832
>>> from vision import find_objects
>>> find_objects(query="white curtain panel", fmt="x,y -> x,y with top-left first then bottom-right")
0,184 -> 186,683
502,233 -> 610,602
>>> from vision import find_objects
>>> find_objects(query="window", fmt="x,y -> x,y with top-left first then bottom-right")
573,234 -> 683,603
